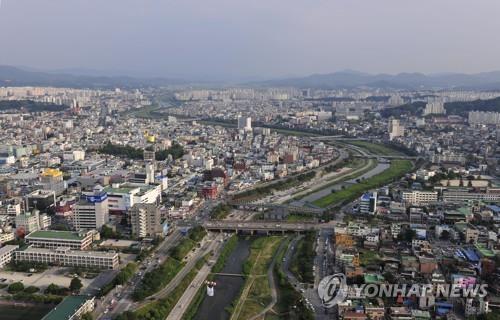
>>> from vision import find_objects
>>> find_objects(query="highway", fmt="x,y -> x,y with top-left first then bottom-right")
97,229 -> 183,319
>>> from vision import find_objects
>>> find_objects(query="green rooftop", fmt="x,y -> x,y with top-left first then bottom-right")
364,273 -> 385,284
42,295 -> 91,320
27,230 -> 87,241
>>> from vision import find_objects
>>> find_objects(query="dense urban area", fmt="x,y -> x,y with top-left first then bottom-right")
0,84 -> 499,320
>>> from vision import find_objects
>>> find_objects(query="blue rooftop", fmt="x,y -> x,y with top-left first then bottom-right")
486,205 -> 500,214
462,248 -> 480,263
361,193 -> 372,201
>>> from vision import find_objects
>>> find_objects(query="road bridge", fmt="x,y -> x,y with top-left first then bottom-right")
352,155 -> 418,160
203,220 -> 321,233
228,202 -> 324,215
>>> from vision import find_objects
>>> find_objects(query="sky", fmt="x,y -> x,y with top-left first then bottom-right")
0,0 -> 500,81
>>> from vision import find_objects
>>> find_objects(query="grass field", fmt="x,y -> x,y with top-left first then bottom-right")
312,160 -> 413,208
291,158 -> 375,201
0,304 -> 53,320
231,237 -> 283,320
347,140 -> 405,156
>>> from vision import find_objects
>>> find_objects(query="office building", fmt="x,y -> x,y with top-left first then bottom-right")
359,192 -> 377,214
26,189 -> 56,212
73,187 -> 109,230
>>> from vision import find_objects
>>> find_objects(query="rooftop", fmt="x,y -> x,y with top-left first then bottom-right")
41,295 -> 92,320
26,230 -> 89,241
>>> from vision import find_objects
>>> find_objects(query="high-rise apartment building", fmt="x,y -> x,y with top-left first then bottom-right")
237,115 -> 252,131
130,203 -> 162,238
423,102 -> 446,116
388,119 -> 405,141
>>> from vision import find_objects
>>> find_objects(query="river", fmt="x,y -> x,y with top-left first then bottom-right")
194,237 -> 251,320
299,161 -> 390,203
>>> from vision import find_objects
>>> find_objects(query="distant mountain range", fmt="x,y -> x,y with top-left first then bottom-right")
0,65 -> 187,88
3,65 -> 500,90
253,70 -> 500,90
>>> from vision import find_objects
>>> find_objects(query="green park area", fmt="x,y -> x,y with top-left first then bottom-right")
312,160 -> 413,208
230,237 -> 283,320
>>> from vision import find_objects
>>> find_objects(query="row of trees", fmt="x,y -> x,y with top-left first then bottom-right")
98,142 -> 184,161
290,231 -> 315,283
6,278 -> 83,304
100,262 -> 137,297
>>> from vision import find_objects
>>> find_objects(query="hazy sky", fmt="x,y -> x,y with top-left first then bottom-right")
1,0 -> 500,80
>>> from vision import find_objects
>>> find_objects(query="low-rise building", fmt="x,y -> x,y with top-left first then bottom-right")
15,246 -> 119,269
41,295 -> 95,320
401,190 -> 438,206
25,230 -> 93,250
0,245 -> 18,268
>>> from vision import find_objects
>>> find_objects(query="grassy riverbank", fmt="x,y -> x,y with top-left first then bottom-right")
312,160 -> 413,208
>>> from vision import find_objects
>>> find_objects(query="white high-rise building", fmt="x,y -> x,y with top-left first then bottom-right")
388,119 -> 405,141
468,111 -> 500,125
73,187 -> 109,230
237,115 -> 252,131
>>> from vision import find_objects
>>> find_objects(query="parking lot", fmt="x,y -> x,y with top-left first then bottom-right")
0,267 -> 92,290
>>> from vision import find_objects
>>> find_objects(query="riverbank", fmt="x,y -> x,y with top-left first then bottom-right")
312,159 -> 413,208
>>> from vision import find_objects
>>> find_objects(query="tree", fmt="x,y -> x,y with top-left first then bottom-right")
399,228 -> 416,242
70,277 -> 83,293
440,230 -> 451,241
7,282 -> 24,294
81,313 -> 93,320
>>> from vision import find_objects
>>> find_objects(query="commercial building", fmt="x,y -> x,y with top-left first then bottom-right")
25,230 -> 93,250
359,192 -> 377,214
40,168 -> 66,195
104,183 -> 161,214
15,246 -> 119,270
0,245 -> 18,268
73,187 -> 109,230
42,295 -> 95,320
26,189 -> 56,212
